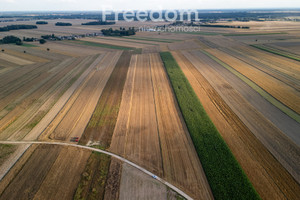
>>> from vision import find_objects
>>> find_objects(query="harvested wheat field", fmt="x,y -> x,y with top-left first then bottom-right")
172,50 -> 300,199
80,51 -> 132,147
109,53 -> 213,199
38,51 -> 121,142
181,49 -> 300,183
205,48 -> 300,113
0,144 -> 90,200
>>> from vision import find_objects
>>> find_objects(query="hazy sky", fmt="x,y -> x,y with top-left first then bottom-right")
0,0 -> 300,11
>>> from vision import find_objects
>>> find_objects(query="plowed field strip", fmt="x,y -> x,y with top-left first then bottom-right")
172,50 -> 300,200
150,53 -> 213,199
109,54 -> 163,176
80,51 -> 132,148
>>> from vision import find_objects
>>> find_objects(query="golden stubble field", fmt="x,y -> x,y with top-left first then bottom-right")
0,20 -> 300,199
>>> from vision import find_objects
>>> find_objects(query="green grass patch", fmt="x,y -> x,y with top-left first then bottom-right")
223,32 -> 286,36
202,50 -> 300,123
160,51 -> 260,200
124,36 -> 181,43
22,43 -> 38,47
68,40 -> 142,54
74,152 -> 111,200
250,44 -> 300,62
0,144 -> 16,165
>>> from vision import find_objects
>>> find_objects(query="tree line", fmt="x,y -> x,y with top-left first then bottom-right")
0,25 -> 37,32
101,27 -> 135,36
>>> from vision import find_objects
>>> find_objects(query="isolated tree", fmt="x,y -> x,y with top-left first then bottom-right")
39,39 -> 46,44
47,48 -> 50,51
1,49 -> 4,52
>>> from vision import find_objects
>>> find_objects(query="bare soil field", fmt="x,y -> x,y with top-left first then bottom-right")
119,163 -> 169,200
172,50 -> 300,199
80,51 -> 132,148
103,158 -> 123,200
182,49 -> 300,183
110,53 -> 213,199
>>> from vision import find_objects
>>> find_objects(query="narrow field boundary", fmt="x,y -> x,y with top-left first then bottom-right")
0,140 -> 192,200
202,50 -> 300,123
250,44 -> 300,62
160,51 -> 260,200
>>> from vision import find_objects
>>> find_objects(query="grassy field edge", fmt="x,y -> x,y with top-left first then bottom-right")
160,51 -> 260,200
202,49 -> 300,123
250,44 -> 300,62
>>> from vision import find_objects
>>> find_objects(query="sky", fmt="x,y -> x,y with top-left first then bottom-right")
0,0 -> 300,11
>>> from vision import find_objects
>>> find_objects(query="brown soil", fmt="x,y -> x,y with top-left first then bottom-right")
103,158 -> 123,200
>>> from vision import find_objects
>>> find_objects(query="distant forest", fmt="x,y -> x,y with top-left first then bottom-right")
82,20 -> 115,25
0,25 -> 37,32
55,22 -> 72,26
36,21 -> 48,24
102,27 -> 135,36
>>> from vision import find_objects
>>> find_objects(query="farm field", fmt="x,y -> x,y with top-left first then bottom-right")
0,18 -> 300,200
172,50 -> 300,199
109,53 -> 213,199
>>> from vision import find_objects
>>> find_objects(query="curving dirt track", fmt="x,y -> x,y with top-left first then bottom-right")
172,50 -> 300,199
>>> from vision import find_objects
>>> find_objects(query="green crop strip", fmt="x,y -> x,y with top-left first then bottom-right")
251,44 -> 300,62
202,50 -> 300,123
160,51 -> 260,200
